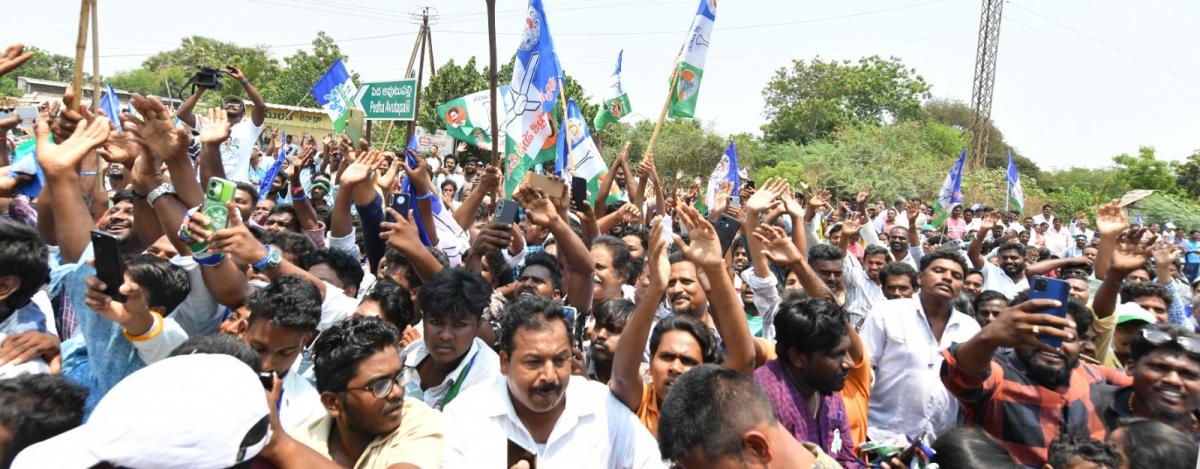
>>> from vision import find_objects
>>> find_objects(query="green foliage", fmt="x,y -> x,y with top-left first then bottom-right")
143,36 -> 278,105
0,47 -> 80,96
924,98 -> 1044,186
761,55 -> 930,145
1176,151 -> 1200,199
1112,146 -> 1179,195
1129,192 -> 1200,230
260,32 -> 356,109
107,67 -> 190,97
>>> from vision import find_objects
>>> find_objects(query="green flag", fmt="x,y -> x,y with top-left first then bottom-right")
594,50 -> 631,131
667,0 -> 716,118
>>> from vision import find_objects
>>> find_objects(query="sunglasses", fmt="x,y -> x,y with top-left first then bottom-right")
1141,328 -> 1200,356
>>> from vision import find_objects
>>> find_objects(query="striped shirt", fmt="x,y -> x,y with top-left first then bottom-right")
940,344 -> 1132,467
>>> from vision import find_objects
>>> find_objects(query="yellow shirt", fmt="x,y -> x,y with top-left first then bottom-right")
1093,312 -> 1121,368
292,399 -> 444,469
635,382 -> 660,437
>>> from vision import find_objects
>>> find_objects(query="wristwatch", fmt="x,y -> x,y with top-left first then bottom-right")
252,244 -> 283,273
147,183 -> 177,206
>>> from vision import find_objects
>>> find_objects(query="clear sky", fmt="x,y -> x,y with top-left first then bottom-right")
6,0 -> 1200,171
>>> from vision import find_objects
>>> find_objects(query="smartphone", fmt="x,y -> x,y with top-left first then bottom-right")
571,176 -> 588,211
91,230 -> 127,303
189,178 -> 237,253
562,305 -> 582,348
391,193 -> 410,220
1028,276 -> 1071,348
522,172 -> 567,200
494,199 -> 519,225
714,214 -> 742,255
258,372 -> 275,391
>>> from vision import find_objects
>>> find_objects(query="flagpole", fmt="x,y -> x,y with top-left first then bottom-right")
72,0 -> 89,113
645,69 -> 679,160
557,77 -> 573,174
486,0 -> 500,169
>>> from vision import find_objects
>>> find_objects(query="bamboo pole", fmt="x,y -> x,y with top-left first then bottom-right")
90,0 -> 100,113
486,0 -> 500,169
645,68 -> 679,160
72,0 -> 89,113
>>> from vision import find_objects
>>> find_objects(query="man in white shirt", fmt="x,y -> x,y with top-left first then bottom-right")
176,65 -> 267,182
1032,204 -> 1056,227
403,268 -> 500,411
969,213 -> 1093,300
442,296 -> 663,468
860,251 -> 981,444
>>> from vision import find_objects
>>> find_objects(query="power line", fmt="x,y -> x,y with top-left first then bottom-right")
1060,0 -> 1200,50
1007,1 -> 1200,86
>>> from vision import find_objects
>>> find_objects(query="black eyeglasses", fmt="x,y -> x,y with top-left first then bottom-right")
1141,328 -> 1200,356
345,369 -> 412,399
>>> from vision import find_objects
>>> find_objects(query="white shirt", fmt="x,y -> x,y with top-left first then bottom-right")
860,297 -> 981,444
218,119 -> 266,182
843,254 -> 885,328
403,337 -> 500,411
980,262 -> 1029,300
281,356 -> 327,431
441,375 -> 664,468
742,268 -> 781,341
1032,214 -> 1055,226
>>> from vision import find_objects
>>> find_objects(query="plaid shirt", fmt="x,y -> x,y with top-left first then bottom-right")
941,344 -> 1132,467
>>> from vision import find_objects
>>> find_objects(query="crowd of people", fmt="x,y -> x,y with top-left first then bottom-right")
0,42 -> 1199,469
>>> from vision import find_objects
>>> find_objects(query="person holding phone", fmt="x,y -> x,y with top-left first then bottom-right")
939,292 -> 1132,467
176,65 -> 267,182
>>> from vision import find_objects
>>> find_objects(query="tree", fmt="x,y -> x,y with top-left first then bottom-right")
0,47 -> 79,96
1113,146 -> 1178,194
1176,151 -> 1200,200
924,98 -> 1042,182
761,55 -> 931,145
107,67 -> 191,98
141,36 -> 279,107
416,57 -> 489,136
260,32 -> 356,108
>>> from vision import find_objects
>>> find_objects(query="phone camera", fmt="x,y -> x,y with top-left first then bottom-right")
1034,278 -> 1047,290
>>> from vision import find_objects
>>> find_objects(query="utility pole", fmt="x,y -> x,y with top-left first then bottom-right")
968,0 -> 1004,171
388,6 -> 437,150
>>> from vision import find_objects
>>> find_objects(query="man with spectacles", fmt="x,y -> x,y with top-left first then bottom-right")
1098,324 -> 1200,438
284,316 -> 444,468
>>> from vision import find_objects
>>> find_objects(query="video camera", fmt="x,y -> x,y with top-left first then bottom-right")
191,66 -> 224,90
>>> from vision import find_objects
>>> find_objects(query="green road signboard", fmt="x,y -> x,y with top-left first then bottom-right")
356,79 -> 417,120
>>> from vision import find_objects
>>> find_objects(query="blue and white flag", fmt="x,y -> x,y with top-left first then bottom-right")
593,50 -> 631,131
501,0 -> 564,197
310,59 -> 358,132
100,83 -> 123,131
402,136 -> 470,262
932,149 -> 967,226
258,131 -> 287,198
556,98 -> 608,205
1007,150 -> 1025,214
701,137 -> 740,213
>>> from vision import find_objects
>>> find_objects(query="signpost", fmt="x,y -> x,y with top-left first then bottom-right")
356,79 -> 418,121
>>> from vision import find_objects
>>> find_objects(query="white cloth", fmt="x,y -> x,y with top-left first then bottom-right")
1032,214 -> 1055,227
318,281 -> 358,331
441,375 -> 664,468
130,315 -> 189,365
169,256 -> 226,337
980,262 -> 1029,300
843,254 -> 885,328
280,356 -> 326,431
218,119 -> 266,182
742,268 -> 781,341
402,337 -> 501,411
0,312 -> 49,378
860,297 -> 981,444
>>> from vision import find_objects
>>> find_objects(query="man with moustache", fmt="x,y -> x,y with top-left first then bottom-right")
970,213 -> 1092,300
441,296 -> 662,467
940,291 -> 1132,467
1097,324 -> 1200,439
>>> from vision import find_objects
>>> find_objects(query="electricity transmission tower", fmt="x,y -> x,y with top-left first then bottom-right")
968,0 -> 1004,171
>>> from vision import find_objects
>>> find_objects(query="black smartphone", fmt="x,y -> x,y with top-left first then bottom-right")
714,214 -> 742,255
494,199 -> 519,225
1028,276 -> 1071,347
91,229 -> 126,302
258,372 -> 275,391
507,439 -> 537,469
571,176 -> 588,211
391,193 -> 410,221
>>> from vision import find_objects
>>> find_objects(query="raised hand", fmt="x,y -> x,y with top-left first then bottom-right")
906,200 -> 922,225
469,221 -> 513,257
84,274 -> 152,332
0,44 -> 34,77
199,107 -> 231,145
381,207 -> 425,255
338,149 -> 382,187
50,87 -> 96,142
1153,242 -> 1181,271
842,211 -> 867,235
376,156 -> 402,193
616,203 -> 642,224
754,224 -> 805,266
289,144 -> 316,184
646,222 -> 670,292
225,65 -> 247,82
855,186 -> 872,208
207,203 -> 269,265
980,299 -> 1074,353
0,166 -> 32,197
1096,200 -> 1128,237
1110,227 -> 1157,274
979,211 -> 1001,232
745,177 -> 783,214
709,180 -> 733,218
401,150 -> 432,194
98,128 -> 144,167
36,115 -> 111,174
128,94 -> 190,162
477,165 -> 502,195
515,186 -> 561,227
673,204 -> 725,269
807,189 -> 831,212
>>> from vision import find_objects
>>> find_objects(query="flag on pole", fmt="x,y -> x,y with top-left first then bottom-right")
310,59 -> 358,133
555,99 -> 610,205
258,131 -> 288,198
402,135 -> 434,247
437,85 -> 511,149
668,0 -> 717,119
100,83 -> 123,131
594,50 -> 632,131
1006,150 -> 1025,215
501,0 -> 564,198
402,136 -> 471,263
700,138 -> 740,215
931,149 -> 967,227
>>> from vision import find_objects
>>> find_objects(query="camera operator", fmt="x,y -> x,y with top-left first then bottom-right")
177,65 -> 266,182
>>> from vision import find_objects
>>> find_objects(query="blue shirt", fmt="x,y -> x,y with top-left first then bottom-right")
1185,240 -> 1200,264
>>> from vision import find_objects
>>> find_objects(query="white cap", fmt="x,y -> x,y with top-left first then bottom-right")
12,354 -> 271,469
